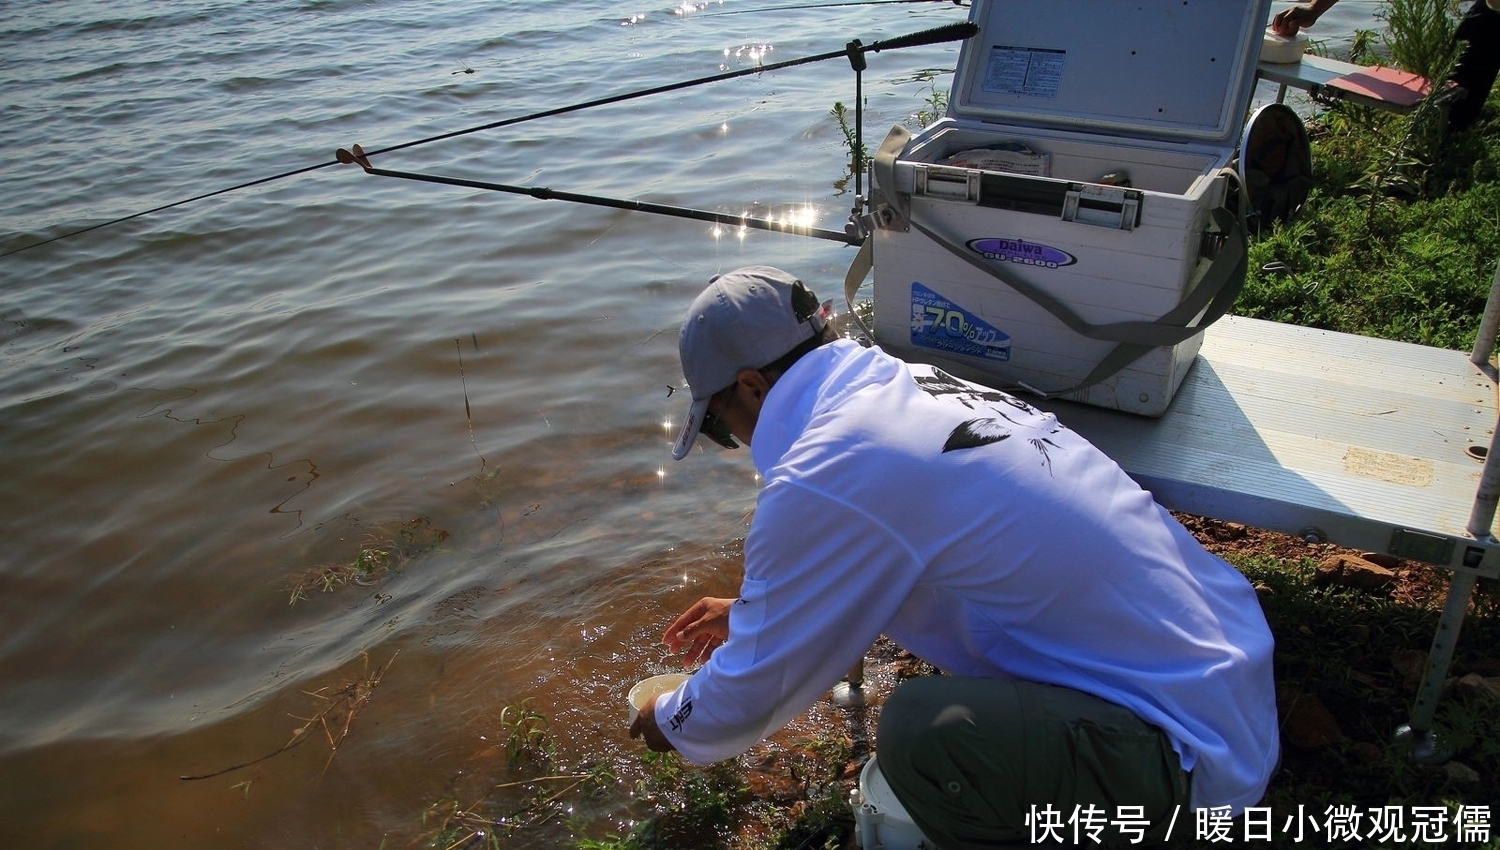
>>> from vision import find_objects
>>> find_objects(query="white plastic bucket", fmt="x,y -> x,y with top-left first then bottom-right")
853,754 -> 941,850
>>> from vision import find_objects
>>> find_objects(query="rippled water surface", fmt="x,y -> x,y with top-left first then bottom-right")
0,1 -> 1383,846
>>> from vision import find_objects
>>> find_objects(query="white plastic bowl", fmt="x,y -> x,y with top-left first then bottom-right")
1261,30 -> 1309,64
626,672 -> 691,724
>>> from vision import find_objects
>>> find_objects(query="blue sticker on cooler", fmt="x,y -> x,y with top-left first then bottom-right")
966,238 -> 1076,269
909,282 -> 1011,362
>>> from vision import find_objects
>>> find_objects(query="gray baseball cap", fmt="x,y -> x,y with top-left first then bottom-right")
673,266 -> 826,460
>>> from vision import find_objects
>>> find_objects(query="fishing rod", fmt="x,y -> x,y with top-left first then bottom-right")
4,20 -> 972,259
332,21 -> 977,245
335,144 -> 862,245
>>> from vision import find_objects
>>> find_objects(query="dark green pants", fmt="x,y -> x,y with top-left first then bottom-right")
875,676 -> 1190,849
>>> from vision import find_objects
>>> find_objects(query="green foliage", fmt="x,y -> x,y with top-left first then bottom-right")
573,836 -> 642,850
831,74 -> 949,173
830,102 -> 866,169
1239,88 -> 1499,350
1435,696 -> 1500,766
907,83 -> 948,130
631,750 -> 745,847
1231,0 -> 1500,351
1346,27 -> 1383,65
760,783 -> 855,850
1379,0 -> 1463,83
1244,177 -> 1499,349
500,698 -> 553,766
415,701 -> 618,849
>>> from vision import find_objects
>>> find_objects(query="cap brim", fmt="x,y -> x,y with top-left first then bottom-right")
672,396 -> 712,461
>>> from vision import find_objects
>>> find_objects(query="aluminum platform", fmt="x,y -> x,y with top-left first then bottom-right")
1042,314 -> 1500,580
1035,311 -> 1500,752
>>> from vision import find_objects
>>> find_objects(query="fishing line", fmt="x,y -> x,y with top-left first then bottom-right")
4,21 -> 973,259
455,336 -> 488,474
2,162 -> 337,259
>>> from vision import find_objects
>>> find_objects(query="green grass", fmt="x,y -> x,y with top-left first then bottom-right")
1239,3 -> 1499,352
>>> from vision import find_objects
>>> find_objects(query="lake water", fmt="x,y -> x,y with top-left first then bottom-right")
0,1 -> 1386,847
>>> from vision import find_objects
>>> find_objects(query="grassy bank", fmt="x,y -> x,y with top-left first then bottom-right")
1240,80 -> 1499,352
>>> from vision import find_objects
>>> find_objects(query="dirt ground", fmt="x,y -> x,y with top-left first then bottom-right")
1171,511 -> 1454,610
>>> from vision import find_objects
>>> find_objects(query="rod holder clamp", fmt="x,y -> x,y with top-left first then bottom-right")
845,39 -> 867,73
335,144 -> 374,172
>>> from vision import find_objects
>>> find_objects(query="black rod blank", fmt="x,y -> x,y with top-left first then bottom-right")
334,147 -> 861,245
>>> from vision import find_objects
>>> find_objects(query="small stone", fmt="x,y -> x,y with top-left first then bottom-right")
1391,649 -> 1428,693
1444,761 -> 1482,784
1280,691 -> 1345,749
1455,673 -> 1500,702
1315,553 -> 1397,590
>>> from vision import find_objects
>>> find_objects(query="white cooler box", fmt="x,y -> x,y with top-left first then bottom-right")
869,0 -> 1270,416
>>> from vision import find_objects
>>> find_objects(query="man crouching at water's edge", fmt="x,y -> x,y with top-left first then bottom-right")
629,265 -> 1279,849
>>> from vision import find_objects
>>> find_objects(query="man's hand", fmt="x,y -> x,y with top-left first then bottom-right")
628,691 -> 677,752
663,596 -> 735,668
1271,2 -> 1328,37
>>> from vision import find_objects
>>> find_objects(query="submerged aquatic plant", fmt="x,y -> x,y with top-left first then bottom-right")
287,517 -> 449,604
180,651 -> 397,781
418,700 -> 611,849
500,698 -> 553,766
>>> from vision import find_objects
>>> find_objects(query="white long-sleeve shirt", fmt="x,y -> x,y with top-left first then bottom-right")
655,339 -> 1278,814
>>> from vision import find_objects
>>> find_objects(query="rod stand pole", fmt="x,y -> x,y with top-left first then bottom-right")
846,39 -> 868,201
1394,570 -> 1479,764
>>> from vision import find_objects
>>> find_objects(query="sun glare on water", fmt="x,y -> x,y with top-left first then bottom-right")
708,203 -> 821,243
672,1 -> 724,15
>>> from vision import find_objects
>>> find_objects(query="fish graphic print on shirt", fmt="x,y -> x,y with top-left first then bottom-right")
912,367 -> 1065,471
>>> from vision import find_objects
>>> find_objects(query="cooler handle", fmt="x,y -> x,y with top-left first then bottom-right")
913,164 -> 981,201
840,124 -> 919,339
910,166 -> 1143,231
1061,184 -> 1141,231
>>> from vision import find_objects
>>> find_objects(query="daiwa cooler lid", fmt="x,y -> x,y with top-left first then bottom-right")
948,0 -> 1273,146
